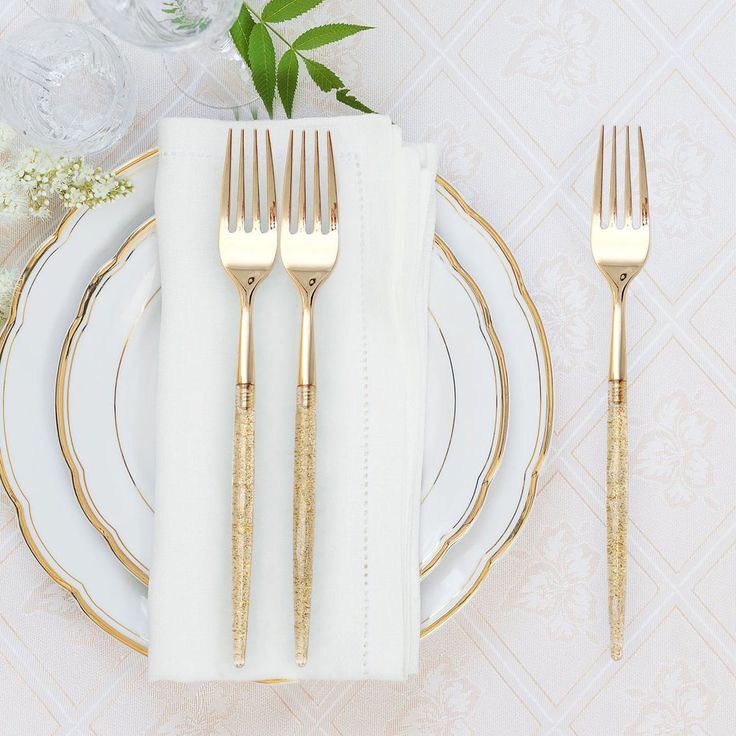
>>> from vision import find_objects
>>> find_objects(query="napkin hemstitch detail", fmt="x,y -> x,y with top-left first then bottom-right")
354,154 -> 370,677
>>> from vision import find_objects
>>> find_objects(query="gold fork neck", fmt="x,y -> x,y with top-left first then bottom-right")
236,292 -> 255,386
609,291 -> 626,383
297,296 -> 316,387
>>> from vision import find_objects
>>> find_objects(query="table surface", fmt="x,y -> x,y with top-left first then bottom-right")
1,1 -> 735,734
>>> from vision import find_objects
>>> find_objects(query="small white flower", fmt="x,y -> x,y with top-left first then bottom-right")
0,138 -> 132,221
0,169 -> 25,218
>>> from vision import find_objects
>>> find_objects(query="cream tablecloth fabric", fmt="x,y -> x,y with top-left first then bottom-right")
0,0 -> 734,733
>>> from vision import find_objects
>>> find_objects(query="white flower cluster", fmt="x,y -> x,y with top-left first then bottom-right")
0,125 -> 133,221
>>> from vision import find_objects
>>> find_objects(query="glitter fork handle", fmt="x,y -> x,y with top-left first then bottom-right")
293,384 -> 316,667
607,379 -> 628,661
232,382 -> 255,667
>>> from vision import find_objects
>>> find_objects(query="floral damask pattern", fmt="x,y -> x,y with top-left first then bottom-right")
649,123 -> 714,243
533,254 -> 597,373
22,577 -> 79,620
633,391 -> 716,508
21,576 -> 96,645
502,522 -> 599,640
503,0 -> 599,106
624,660 -> 718,736
385,654 -> 480,736
148,684 -> 238,736
423,121 -> 482,202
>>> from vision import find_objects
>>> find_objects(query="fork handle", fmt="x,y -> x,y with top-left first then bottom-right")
232,382 -> 255,667
293,384 -> 316,666
606,379 -> 627,661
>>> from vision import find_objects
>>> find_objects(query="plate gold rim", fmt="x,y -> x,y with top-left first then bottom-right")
420,235 -> 509,576
0,150 -> 551,658
421,175 -> 554,637
0,148 -> 157,656
55,216 -> 157,586
54,203 -> 509,584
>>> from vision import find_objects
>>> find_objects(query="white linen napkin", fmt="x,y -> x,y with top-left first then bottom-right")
148,116 -> 437,681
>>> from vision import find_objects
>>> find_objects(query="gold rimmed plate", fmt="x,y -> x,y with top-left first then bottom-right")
0,150 -> 551,655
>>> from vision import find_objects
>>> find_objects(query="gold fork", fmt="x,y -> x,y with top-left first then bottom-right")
591,126 -> 650,661
219,128 -> 277,667
280,130 -> 338,666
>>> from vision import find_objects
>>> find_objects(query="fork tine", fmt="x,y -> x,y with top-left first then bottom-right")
237,130 -> 246,231
220,129 -> 233,236
297,131 -> 307,232
252,130 -> 260,231
282,130 -> 293,232
313,131 -> 321,233
638,127 -> 649,227
592,126 -> 604,227
624,126 -> 632,226
326,131 -> 337,232
265,130 -> 276,230
609,126 -> 617,227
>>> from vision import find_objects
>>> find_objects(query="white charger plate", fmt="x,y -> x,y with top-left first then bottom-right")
57,216 -> 507,583
0,151 -> 552,653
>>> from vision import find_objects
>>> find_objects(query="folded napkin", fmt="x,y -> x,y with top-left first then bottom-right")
149,116 -> 437,681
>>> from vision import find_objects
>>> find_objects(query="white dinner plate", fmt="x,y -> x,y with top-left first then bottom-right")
423,182 -> 552,633
0,151 -> 552,654
57,216 -> 507,583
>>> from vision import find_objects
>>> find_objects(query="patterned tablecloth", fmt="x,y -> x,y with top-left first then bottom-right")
1,1 -> 735,734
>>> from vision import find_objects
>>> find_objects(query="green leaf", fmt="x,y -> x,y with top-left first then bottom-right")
335,88 -> 373,113
248,23 -> 276,117
261,0 -> 323,23
230,4 -> 255,68
277,50 -> 299,118
303,58 -> 343,92
293,23 -> 372,50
